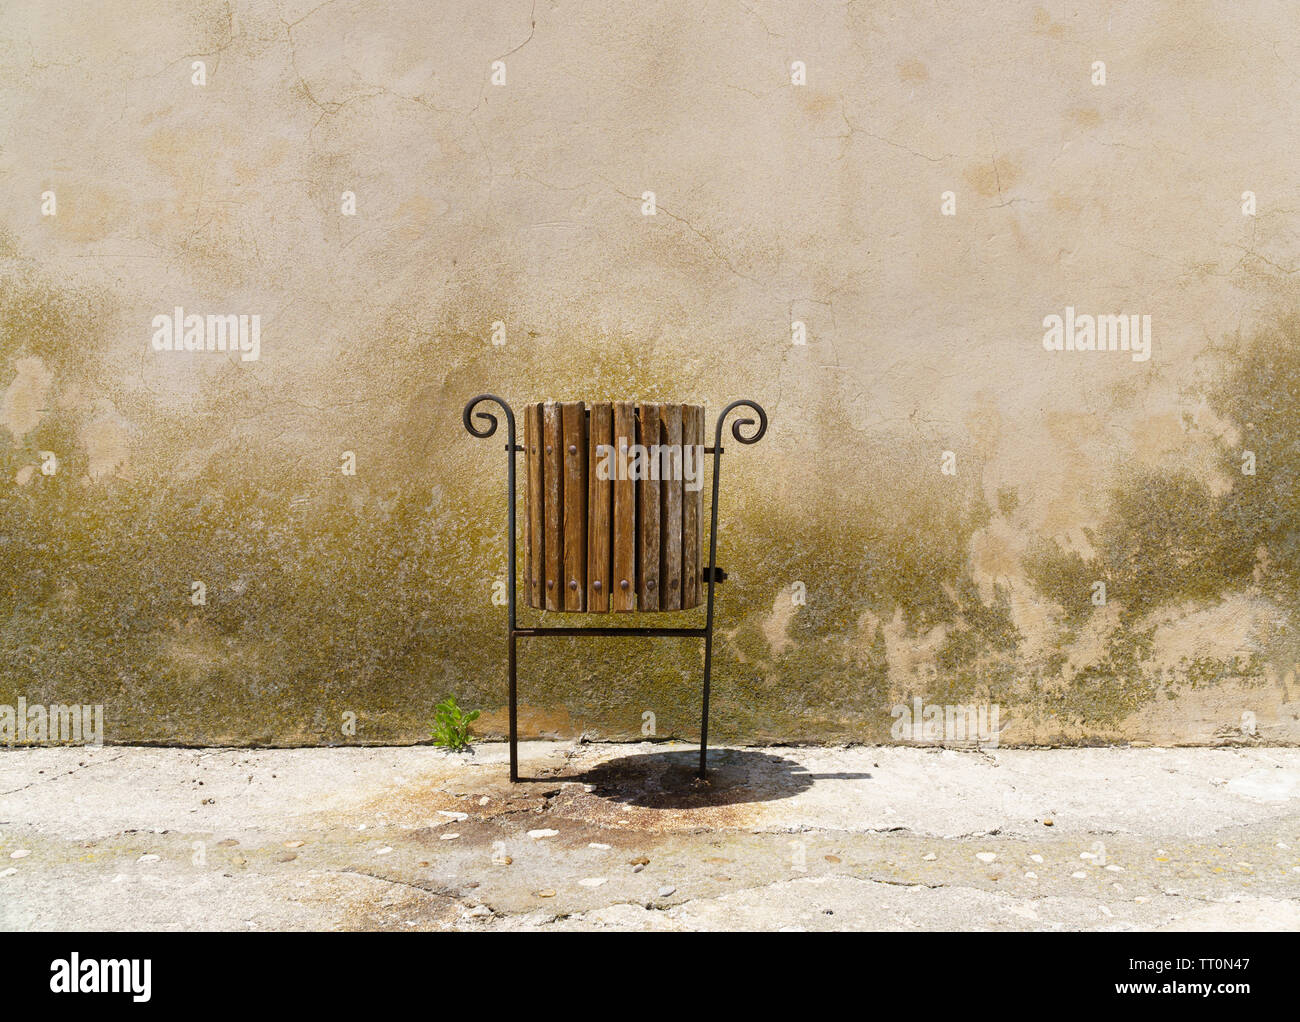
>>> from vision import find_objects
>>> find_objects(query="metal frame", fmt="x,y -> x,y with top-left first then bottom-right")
462,395 -> 768,781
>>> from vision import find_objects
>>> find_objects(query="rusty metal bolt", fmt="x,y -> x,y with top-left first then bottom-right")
593,580 -> 601,590
546,579 -> 555,590
568,444 -> 577,455
620,579 -> 630,590
569,579 -> 578,590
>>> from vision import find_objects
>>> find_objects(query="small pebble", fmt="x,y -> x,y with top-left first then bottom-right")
528,829 -> 559,839
275,852 -> 297,863
0,867 -> 17,879
377,847 -> 393,855
438,811 -> 469,822
10,850 -> 31,860
537,889 -> 556,898
284,840 -> 305,848
922,852 -> 937,861
440,833 -> 460,841
1071,871 -> 1087,879
479,797 -> 490,806
137,854 -> 160,863
588,843 -> 611,850
657,886 -> 676,898
976,852 -> 996,863
579,878 -> 606,888
1029,854 -> 1044,863
632,864 -> 645,873
629,856 -> 650,866
1025,871 -> 1037,879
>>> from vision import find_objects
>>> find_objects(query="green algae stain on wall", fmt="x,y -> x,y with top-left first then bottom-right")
2,247 -> 1298,747
1012,320 -> 1300,737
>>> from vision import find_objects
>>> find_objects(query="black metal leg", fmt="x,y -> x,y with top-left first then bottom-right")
699,628 -> 714,778
697,401 -> 767,781
462,395 -> 522,781
508,630 -> 519,782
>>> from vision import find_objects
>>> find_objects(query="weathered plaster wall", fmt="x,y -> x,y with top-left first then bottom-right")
2,0 -> 1300,746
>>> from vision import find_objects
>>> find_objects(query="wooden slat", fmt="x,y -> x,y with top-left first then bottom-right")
586,402 -> 612,611
682,404 -> 703,609
636,402 -> 661,611
612,401 -> 637,611
524,404 -> 544,608
523,402 -> 533,607
543,401 -> 563,610
660,403 -> 683,610
562,401 -> 587,611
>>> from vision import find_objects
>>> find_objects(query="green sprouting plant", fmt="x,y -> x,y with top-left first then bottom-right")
430,696 -> 479,752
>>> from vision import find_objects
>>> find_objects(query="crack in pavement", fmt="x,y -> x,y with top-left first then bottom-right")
332,867 -> 463,902
0,752 -> 128,796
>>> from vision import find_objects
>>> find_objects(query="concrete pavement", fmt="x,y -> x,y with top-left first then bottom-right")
1,743 -> 1297,931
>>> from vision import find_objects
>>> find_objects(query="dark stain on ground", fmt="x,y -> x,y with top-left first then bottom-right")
559,749 -> 822,809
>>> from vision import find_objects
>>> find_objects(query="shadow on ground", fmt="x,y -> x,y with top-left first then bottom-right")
543,748 -> 871,809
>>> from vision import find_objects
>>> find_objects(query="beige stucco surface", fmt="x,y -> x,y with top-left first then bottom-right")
2,1 -> 1300,745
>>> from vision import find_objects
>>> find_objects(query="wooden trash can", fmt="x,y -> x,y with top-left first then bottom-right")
522,401 -> 706,612
462,392 -> 767,780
